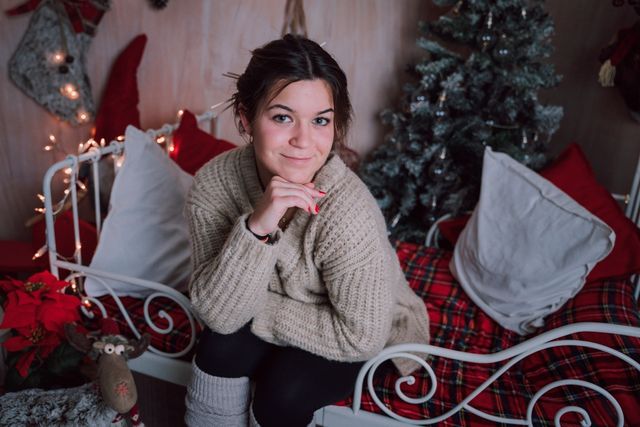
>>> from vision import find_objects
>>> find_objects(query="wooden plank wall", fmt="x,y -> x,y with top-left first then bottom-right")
543,1 -> 638,195
0,0 -> 637,242
0,0 -> 429,240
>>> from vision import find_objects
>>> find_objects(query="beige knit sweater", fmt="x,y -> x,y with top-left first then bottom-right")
186,145 -> 430,375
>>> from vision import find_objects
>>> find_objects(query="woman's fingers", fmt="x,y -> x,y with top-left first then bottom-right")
270,185 -> 317,212
271,176 -> 325,199
249,176 -> 326,235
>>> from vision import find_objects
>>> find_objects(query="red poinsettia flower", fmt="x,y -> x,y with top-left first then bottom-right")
3,325 -> 61,377
38,293 -> 81,334
0,270 -> 81,377
0,271 -> 79,332
0,291 -> 37,330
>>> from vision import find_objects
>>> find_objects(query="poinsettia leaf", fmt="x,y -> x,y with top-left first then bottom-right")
39,300 -> 81,334
4,365 -> 31,391
2,334 -> 32,352
4,352 -> 45,392
45,341 -> 84,375
27,271 -> 68,292
0,299 -> 37,329
16,290 -> 42,305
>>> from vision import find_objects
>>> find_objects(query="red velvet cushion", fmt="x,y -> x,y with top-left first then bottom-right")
540,143 -> 640,281
92,34 -> 147,143
0,240 -> 46,274
31,211 -> 99,267
170,109 -> 236,175
438,143 -> 640,281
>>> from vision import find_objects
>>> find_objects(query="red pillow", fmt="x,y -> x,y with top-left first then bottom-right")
93,34 -> 147,143
170,109 -> 236,175
540,143 -> 640,281
32,211 -> 99,266
439,143 -> 640,282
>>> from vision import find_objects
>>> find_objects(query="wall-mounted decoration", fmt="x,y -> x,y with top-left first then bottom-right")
5,0 -> 110,126
598,21 -> 640,123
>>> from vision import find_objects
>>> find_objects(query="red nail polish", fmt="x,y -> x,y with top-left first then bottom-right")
315,205 -> 320,214
319,191 -> 326,196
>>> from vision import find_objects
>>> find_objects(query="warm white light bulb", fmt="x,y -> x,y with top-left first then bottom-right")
61,83 -> 80,100
50,51 -> 65,65
77,110 -> 89,123
32,244 -> 48,260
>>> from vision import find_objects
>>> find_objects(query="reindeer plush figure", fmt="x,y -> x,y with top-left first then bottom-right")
65,319 -> 150,427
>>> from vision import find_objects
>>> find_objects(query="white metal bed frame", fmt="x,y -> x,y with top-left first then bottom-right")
42,112 -> 640,426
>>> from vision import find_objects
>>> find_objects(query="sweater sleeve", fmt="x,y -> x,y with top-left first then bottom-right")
252,201 -> 394,361
187,200 -> 279,334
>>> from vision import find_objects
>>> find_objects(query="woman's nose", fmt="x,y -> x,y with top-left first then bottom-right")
290,122 -> 311,147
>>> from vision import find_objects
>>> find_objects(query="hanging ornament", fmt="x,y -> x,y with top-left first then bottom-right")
520,129 -> 529,149
493,34 -> 515,62
452,0 -> 463,15
281,0 -> 308,37
148,0 -> 169,9
410,94 -> 429,114
390,212 -> 402,228
426,194 -> 439,224
476,11 -> 497,51
5,0 -> 110,125
434,91 -> 449,121
428,146 -> 451,181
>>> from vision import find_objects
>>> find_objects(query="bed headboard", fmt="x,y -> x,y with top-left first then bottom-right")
42,109 -> 219,279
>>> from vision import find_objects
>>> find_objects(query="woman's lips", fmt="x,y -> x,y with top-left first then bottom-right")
282,154 -> 312,162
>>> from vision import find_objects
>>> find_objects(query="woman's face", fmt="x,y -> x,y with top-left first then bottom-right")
245,79 -> 335,185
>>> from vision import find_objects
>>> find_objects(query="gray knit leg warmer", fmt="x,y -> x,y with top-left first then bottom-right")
248,404 -> 261,427
184,362 -> 251,427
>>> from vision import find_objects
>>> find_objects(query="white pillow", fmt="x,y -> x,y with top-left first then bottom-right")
450,147 -> 615,335
84,125 -> 194,298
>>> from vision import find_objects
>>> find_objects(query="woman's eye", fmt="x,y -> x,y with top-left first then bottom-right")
273,114 -> 292,123
313,117 -> 330,126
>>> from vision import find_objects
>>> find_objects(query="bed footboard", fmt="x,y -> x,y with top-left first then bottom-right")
319,322 -> 640,426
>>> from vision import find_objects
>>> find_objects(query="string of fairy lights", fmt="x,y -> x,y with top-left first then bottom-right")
48,49 -> 91,125
30,107 -> 214,307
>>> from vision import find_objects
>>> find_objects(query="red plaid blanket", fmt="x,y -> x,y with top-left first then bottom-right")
84,243 -> 640,425
337,243 -> 640,426
85,294 -> 201,360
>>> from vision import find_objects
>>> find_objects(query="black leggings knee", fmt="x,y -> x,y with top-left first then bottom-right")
194,325 -> 364,427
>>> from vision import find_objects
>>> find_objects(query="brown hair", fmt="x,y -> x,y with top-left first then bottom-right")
231,34 -> 352,149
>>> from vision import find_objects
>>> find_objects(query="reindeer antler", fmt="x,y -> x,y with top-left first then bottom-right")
64,323 -> 93,353
127,333 -> 150,359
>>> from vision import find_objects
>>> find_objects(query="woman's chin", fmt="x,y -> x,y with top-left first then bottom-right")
279,170 -> 315,184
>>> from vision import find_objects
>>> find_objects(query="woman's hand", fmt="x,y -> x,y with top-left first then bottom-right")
247,176 -> 325,236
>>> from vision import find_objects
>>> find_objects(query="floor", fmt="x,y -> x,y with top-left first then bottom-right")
133,372 -> 187,426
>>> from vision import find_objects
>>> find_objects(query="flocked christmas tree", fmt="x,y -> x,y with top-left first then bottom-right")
360,0 -> 563,243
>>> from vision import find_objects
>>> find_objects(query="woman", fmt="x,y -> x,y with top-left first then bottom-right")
184,34 -> 429,427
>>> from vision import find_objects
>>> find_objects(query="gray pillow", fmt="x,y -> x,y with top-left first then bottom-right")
450,148 -> 615,335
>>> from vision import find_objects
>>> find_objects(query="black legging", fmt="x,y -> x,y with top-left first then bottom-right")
194,324 -> 364,427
